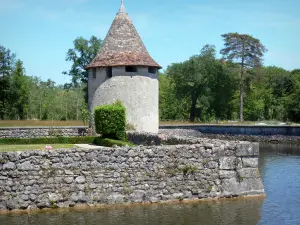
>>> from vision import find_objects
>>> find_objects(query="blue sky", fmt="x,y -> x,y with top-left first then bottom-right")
0,0 -> 299,84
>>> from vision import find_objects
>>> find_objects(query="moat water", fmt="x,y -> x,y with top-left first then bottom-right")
1,143 -> 300,225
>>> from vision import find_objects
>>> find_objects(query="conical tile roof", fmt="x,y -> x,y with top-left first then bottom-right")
87,1 -> 161,69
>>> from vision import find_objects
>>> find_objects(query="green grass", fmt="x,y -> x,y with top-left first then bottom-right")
94,137 -> 135,147
1,120 -> 299,128
0,136 -> 134,152
0,136 -> 97,145
0,144 -> 74,152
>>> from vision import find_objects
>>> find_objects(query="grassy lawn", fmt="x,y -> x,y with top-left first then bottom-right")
0,120 -> 299,128
0,120 -> 85,127
0,144 -> 74,152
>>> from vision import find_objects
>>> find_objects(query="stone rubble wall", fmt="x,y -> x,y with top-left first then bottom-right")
197,133 -> 300,144
0,127 -> 90,139
1,126 -> 299,144
0,137 -> 264,211
160,124 -> 300,136
158,129 -> 300,144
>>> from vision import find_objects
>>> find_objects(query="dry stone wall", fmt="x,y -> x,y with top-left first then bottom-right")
0,137 -> 264,211
0,127 -> 90,139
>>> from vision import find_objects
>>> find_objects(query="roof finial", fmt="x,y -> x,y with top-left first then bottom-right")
118,0 -> 127,14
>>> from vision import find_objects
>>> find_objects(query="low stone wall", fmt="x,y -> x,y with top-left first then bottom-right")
1,125 -> 300,143
198,134 -> 300,144
0,137 -> 264,211
0,126 -> 90,138
160,124 -> 300,136
159,129 -> 300,144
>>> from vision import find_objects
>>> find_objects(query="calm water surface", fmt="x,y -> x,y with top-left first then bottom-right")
1,143 -> 300,225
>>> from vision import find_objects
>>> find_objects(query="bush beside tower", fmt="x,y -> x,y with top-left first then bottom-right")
94,101 -> 133,146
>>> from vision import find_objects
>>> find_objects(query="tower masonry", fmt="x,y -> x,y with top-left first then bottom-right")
86,0 -> 161,133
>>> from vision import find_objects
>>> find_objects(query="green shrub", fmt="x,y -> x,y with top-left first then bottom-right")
94,101 -> 126,140
94,137 -> 135,147
0,136 -> 97,145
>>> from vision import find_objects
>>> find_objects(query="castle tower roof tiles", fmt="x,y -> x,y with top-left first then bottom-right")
87,1 -> 161,69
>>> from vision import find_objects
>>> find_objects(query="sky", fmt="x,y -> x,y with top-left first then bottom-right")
0,0 -> 299,84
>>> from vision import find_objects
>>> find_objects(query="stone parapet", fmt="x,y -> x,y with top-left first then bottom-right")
0,126 -> 90,139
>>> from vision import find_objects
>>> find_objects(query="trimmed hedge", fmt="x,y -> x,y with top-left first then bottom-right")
0,136 -> 97,145
94,101 -> 126,140
94,137 -> 135,147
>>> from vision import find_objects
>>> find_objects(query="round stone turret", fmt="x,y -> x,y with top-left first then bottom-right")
86,0 -> 161,133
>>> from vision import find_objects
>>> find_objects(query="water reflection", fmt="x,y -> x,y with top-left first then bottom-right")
0,199 -> 263,225
258,143 -> 300,225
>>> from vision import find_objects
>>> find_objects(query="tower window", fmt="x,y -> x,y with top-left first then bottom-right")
92,68 -> 96,79
125,66 -> 138,72
106,67 -> 112,78
148,67 -> 156,74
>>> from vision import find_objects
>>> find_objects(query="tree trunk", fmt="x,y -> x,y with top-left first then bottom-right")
240,61 -> 245,122
189,93 -> 198,122
0,100 -> 4,120
76,88 -> 79,121
39,93 -> 42,120
65,100 -> 68,121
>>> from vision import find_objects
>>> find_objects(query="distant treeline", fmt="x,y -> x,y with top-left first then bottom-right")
1,32 -> 300,123
0,45 -> 88,122
159,51 -> 300,122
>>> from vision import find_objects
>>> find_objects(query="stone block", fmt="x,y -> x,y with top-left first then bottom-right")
76,184 -> 85,191
222,176 -> 264,196
3,162 -> 16,170
64,177 -> 74,184
75,176 -> 85,184
129,190 -> 146,203
6,199 -> 18,210
236,142 -> 259,156
221,178 -> 240,194
17,161 -> 33,171
237,168 -> 260,178
107,194 -> 125,204
219,157 -> 236,170
219,170 -> 236,179
242,157 -> 258,168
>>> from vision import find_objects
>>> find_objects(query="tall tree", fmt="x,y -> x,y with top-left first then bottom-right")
0,45 -> 16,119
63,36 -> 102,101
210,61 -> 238,121
168,45 -> 219,122
220,33 -> 267,122
159,73 -> 189,121
286,69 -> 300,122
10,60 -> 29,120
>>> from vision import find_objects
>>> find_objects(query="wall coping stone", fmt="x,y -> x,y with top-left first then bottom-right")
0,126 -> 88,130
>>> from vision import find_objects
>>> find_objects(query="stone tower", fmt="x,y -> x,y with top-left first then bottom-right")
86,0 -> 161,133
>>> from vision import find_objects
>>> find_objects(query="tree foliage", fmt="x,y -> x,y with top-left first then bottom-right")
220,33 -> 267,122
2,31 -> 300,125
10,60 -> 29,120
63,36 -> 102,103
0,45 -> 88,122
63,36 -> 103,85
0,45 -> 16,119
167,45 -> 235,122
159,73 -> 189,121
